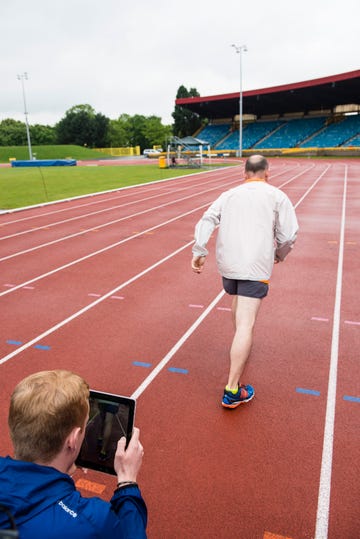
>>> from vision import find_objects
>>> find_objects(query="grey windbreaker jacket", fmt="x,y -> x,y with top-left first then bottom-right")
193,179 -> 299,281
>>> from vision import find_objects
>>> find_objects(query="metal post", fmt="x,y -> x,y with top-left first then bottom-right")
17,73 -> 33,160
231,44 -> 247,158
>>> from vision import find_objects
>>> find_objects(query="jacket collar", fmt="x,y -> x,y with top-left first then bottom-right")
244,177 -> 266,183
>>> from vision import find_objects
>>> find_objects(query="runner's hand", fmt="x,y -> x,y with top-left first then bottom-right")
191,256 -> 206,273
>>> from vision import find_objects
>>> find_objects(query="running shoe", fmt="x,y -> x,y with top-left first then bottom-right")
222,384 -> 255,408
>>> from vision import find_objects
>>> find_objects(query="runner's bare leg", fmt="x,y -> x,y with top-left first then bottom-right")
227,295 -> 262,389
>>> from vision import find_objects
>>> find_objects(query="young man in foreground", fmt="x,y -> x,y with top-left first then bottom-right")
0,370 -> 147,538
192,155 -> 298,408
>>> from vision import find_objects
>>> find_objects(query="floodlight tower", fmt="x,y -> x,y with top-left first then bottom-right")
17,72 -> 33,160
231,44 -> 247,158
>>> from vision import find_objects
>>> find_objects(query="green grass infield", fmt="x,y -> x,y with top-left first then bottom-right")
0,163 -> 210,210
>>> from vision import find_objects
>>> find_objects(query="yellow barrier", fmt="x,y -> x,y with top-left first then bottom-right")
96,146 -> 140,157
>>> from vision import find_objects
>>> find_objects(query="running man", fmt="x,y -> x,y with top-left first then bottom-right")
191,155 -> 298,408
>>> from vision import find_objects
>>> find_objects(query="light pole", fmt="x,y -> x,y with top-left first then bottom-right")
231,44 -> 247,158
17,72 -> 33,160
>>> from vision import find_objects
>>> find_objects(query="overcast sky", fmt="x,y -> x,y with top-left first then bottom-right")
1,0 -> 359,127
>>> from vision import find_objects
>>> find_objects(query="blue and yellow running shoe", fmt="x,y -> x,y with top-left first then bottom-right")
222,384 -> 255,408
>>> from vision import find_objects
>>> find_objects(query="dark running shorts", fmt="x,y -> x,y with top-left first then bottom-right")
222,277 -> 269,299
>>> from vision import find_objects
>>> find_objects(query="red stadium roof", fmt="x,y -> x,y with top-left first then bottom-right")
176,70 -> 360,119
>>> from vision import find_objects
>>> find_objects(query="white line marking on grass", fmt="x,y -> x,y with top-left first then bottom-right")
0,241 -> 193,365
131,290 -> 225,400
314,166 -> 347,539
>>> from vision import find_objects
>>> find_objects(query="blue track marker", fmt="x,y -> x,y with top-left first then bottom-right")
296,387 -> 320,396
133,361 -> 152,368
7,340 -> 23,346
168,367 -> 188,374
34,345 -> 51,350
343,395 -> 360,403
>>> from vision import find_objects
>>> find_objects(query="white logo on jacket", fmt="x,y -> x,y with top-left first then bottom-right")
58,500 -> 77,518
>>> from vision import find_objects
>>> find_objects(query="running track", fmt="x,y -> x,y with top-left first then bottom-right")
0,158 -> 359,539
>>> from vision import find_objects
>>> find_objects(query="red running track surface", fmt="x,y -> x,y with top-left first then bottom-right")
0,158 -> 359,539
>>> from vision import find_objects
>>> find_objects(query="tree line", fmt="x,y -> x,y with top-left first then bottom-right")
0,86 -> 203,150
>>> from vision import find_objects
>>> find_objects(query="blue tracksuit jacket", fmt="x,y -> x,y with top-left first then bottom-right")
0,457 -> 147,538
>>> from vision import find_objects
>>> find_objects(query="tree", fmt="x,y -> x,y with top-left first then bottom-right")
30,124 -> 56,145
106,115 -> 131,147
0,119 -> 56,146
93,113 -> 109,148
172,85 -> 203,137
0,106 -> 172,151
141,115 -> 172,149
0,119 -> 28,146
106,114 -> 172,151
55,104 -> 109,147
126,114 -> 147,148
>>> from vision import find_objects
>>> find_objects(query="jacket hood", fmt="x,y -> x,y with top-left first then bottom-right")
0,456 -> 75,527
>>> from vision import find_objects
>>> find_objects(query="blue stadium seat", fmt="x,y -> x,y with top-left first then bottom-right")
343,134 -> 360,146
300,115 -> 360,148
255,117 -> 326,149
217,120 -> 284,150
191,114 -> 359,150
193,124 -> 231,149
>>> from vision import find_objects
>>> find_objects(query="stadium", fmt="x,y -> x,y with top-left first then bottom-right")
175,69 -> 360,158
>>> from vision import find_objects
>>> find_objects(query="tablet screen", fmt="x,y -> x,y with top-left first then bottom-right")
76,390 -> 136,475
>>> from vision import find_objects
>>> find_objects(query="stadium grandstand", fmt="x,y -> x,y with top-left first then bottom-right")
175,70 -> 360,157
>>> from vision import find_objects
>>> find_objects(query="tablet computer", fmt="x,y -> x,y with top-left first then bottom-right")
76,389 -> 136,475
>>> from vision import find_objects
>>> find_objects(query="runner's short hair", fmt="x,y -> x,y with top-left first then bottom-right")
8,370 -> 89,463
245,155 -> 269,174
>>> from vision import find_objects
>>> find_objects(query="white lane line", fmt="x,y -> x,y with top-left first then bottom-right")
0,203 -> 210,297
131,290 -> 225,400
0,163 -> 323,366
0,162 -> 328,370
314,166 -> 347,539
0,173 -> 242,262
0,170 -> 236,240
1,161 -> 295,223
0,165 -> 314,296
0,241 -> 193,365
0,163 -> 312,265
0,168 -> 220,222
129,164 -> 330,402
294,164 -> 330,209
